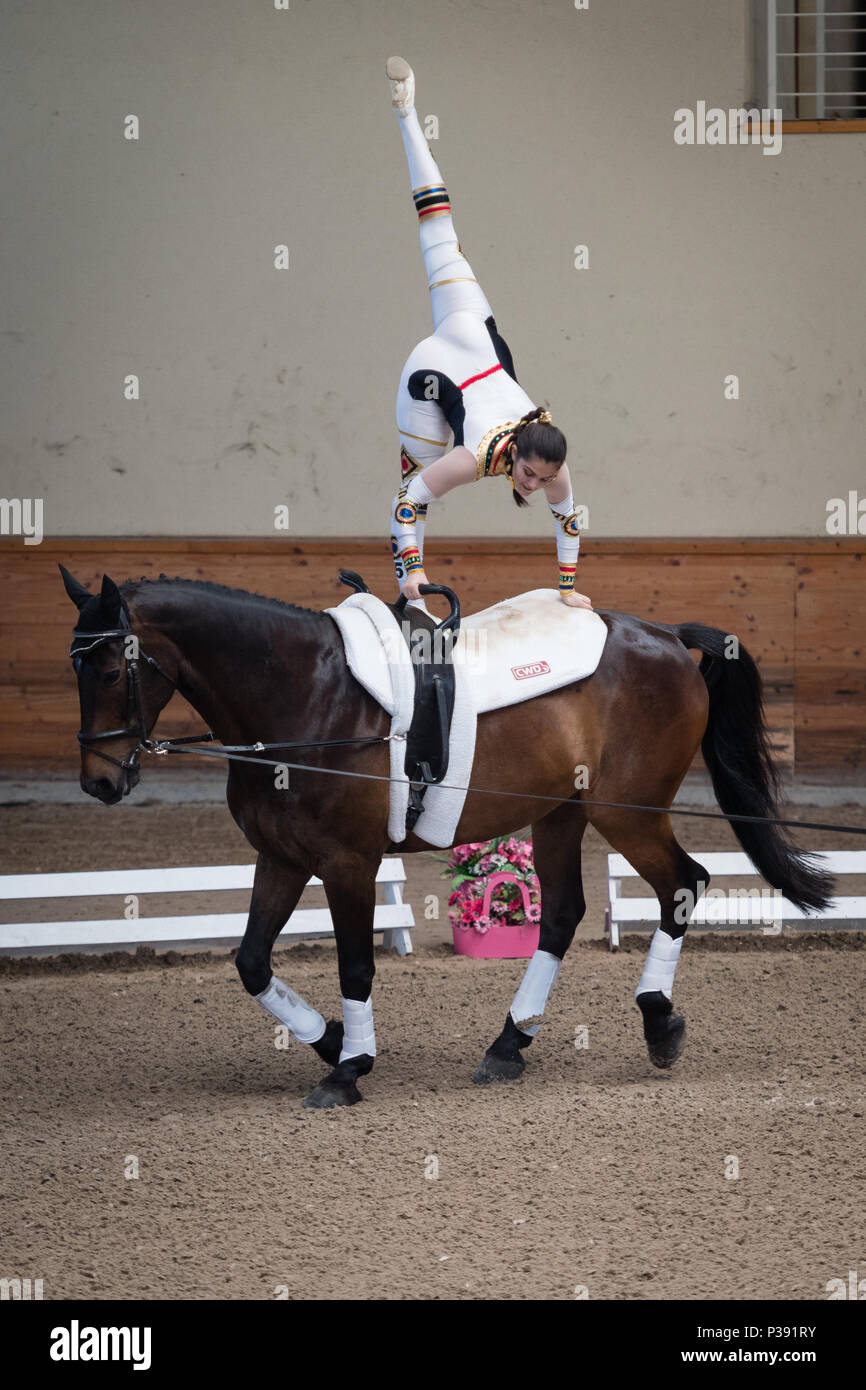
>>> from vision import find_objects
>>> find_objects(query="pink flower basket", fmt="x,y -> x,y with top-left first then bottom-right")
451,871 -> 540,959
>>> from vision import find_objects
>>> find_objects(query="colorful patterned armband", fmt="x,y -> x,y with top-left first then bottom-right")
401,546 -> 423,573
549,495 -> 581,593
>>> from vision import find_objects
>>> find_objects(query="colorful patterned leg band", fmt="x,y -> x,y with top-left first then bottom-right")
413,183 -> 451,222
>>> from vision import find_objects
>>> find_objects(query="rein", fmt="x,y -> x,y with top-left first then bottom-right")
142,740 -> 866,840
69,616 -> 866,839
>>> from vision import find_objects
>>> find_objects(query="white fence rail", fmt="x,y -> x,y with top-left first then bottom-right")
605,850 -> 866,950
0,860 -> 414,957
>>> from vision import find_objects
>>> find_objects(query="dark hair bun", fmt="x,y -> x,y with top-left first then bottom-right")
512,407 -> 567,467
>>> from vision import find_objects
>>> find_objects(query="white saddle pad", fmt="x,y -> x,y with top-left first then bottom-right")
324,592 -> 475,848
456,589 -> 608,712
324,590 -> 607,848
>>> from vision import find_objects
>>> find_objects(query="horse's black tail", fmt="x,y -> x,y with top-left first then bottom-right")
671,622 -> 834,913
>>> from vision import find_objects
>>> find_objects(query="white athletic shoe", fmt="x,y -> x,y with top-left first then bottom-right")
386,56 -> 415,118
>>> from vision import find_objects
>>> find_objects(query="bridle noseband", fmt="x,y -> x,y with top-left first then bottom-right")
69,608 -> 175,775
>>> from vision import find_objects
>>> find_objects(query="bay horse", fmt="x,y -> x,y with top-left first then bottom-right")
61,566 -> 832,1108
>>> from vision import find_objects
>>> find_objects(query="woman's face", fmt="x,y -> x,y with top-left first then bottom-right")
511,449 -> 559,498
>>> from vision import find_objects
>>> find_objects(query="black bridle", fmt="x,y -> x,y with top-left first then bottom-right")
68,607 -> 180,775
68,576 -> 464,778
68,599 -> 393,777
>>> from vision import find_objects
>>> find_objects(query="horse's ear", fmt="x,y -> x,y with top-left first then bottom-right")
99,574 -> 124,625
59,564 -> 92,612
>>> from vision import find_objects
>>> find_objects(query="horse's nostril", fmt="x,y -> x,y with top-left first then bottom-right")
82,776 -> 122,804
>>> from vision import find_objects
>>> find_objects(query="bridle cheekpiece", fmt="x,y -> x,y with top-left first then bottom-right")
68,604 -> 175,775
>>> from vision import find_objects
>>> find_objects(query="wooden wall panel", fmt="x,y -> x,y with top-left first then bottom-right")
0,538 -> 862,777
795,555 -> 866,775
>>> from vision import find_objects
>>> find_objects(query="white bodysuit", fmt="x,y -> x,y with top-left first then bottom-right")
389,109 -> 581,595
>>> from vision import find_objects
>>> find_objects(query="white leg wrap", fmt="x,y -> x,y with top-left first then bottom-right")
395,107 -> 493,328
397,107 -> 444,199
635,929 -> 683,1001
255,975 -> 326,1045
510,949 -> 562,1037
339,996 -> 376,1062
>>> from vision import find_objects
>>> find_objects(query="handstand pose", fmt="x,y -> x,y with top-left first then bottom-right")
387,57 -> 591,611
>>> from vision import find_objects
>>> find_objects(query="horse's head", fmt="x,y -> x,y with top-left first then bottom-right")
61,565 -> 174,804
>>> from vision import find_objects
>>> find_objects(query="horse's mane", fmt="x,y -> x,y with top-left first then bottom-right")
120,574 -> 326,621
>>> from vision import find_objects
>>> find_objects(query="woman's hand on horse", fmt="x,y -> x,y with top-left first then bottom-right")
561,590 -> 593,610
402,571 -> 430,601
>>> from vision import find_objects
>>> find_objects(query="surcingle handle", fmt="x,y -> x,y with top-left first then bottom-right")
338,570 -> 370,594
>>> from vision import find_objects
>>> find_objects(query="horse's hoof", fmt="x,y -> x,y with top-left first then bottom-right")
303,1078 -> 363,1109
472,1053 -> 526,1085
636,990 -> 686,1070
311,1019 -> 344,1068
647,1014 -> 686,1069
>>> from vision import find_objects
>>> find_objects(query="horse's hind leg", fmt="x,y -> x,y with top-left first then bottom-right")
590,807 -> 708,1069
474,804 -> 587,1085
303,858 -> 379,1110
236,853 -> 344,1073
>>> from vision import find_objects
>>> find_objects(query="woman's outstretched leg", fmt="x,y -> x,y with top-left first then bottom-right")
387,56 -> 493,329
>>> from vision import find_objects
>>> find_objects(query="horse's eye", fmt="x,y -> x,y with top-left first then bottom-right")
103,669 -> 122,686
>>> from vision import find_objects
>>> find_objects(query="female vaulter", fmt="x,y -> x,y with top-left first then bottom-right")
386,56 -> 592,612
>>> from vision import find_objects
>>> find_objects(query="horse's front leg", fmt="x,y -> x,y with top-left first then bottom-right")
236,853 -> 344,1074
303,858 -> 378,1110
474,806 -> 587,1085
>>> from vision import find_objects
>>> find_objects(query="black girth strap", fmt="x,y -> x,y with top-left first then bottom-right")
339,572 -> 460,849
400,605 -> 456,787
393,586 -> 459,844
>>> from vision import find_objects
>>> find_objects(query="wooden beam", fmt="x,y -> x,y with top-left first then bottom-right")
3,537 -> 863,777
2,536 -> 863,557
780,120 -> 866,134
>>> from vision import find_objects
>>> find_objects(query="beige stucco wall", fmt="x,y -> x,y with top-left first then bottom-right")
2,0 -> 864,539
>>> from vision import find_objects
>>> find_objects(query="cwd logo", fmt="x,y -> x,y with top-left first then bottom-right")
511,661 -> 550,681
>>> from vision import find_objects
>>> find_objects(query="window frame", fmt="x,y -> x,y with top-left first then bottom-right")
752,0 -> 866,131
